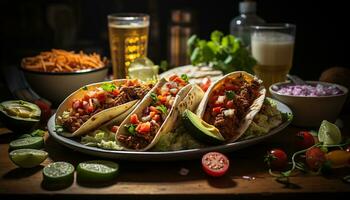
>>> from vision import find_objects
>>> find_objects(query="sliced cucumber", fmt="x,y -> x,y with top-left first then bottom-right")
182,109 -> 225,144
43,162 -> 75,184
77,160 -> 119,182
9,149 -> 48,168
9,137 -> 44,150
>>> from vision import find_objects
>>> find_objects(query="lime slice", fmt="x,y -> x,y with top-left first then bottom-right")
9,149 -> 48,168
9,137 -> 44,150
128,57 -> 158,81
318,120 -> 342,145
43,162 -> 75,184
77,160 -> 119,182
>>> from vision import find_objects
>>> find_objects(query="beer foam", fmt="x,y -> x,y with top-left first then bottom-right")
251,32 -> 294,44
109,22 -> 149,28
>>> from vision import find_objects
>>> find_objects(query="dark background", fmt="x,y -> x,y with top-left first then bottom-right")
0,0 -> 349,85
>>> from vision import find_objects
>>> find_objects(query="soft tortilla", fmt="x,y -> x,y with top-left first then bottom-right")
196,71 -> 266,142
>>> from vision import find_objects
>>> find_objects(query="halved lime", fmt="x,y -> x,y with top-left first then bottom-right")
9,149 -> 48,168
128,57 -> 158,81
77,160 -> 119,182
318,120 -> 342,145
43,162 -> 75,184
9,137 -> 44,150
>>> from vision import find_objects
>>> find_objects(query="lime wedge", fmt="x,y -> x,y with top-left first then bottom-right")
9,137 -> 44,150
318,120 -> 342,145
43,162 -> 75,184
77,160 -> 119,182
9,149 -> 48,168
128,57 -> 158,81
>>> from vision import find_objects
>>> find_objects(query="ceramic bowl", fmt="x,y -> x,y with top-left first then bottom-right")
269,81 -> 348,127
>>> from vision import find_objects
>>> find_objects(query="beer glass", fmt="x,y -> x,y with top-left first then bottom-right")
108,13 -> 149,79
250,24 -> 296,89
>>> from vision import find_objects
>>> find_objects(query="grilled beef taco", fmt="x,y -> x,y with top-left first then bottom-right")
56,79 -> 152,137
115,75 -> 204,151
196,71 -> 266,142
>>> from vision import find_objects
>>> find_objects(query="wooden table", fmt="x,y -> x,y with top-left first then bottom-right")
1,117 -> 349,200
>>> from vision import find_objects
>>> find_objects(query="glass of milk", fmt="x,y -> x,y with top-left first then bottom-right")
250,24 -> 296,90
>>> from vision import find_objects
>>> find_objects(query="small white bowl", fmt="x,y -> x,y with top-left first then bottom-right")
269,81 -> 348,127
21,67 -> 108,105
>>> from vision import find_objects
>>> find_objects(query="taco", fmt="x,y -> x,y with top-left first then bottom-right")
196,71 -> 266,142
55,79 -> 152,137
115,75 -> 204,151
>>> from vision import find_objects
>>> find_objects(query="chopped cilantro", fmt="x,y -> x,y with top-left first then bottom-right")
225,90 -> 236,100
181,74 -> 189,83
124,124 -> 136,135
101,83 -> 116,92
150,92 -> 158,104
82,86 -> 88,91
156,105 -> 168,114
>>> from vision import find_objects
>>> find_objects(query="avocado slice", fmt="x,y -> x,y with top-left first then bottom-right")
0,100 -> 41,133
182,109 -> 225,144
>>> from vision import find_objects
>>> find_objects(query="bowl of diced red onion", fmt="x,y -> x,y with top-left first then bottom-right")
270,81 -> 348,127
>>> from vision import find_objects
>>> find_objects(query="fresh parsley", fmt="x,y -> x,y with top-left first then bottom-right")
150,92 -> 158,104
188,30 -> 257,74
124,124 -> 136,135
156,105 -> 168,114
181,74 -> 189,83
225,90 -> 235,100
101,83 -> 116,92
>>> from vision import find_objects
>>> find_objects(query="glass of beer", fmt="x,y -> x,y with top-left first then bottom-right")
250,24 -> 296,90
108,13 -> 149,79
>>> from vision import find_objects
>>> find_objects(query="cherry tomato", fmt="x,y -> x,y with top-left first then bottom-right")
295,131 -> 315,150
130,114 -> 139,124
264,149 -> 288,170
306,147 -> 326,171
202,152 -> 229,177
200,77 -> 211,92
325,150 -> 350,168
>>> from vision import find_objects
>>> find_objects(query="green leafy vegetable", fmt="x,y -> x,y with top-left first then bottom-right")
181,74 -> 189,83
150,92 -> 158,104
188,30 -> 256,74
156,105 -> 168,114
101,83 -> 116,92
225,90 -> 235,100
124,124 -> 136,135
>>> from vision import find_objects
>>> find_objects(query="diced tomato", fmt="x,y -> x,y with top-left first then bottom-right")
158,95 -> 167,104
72,100 -> 82,110
111,125 -> 119,133
173,77 -> 185,85
169,75 -> 178,81
150,106 -> 160,113
136,122 -> 151,134
111,89 -> 120,96
225,83 -> 239,91
152,114 -> 160,121
86,105 -> 94,113
83,94 -> 90,101
149,111 -> 156,118
200,77 -> 211,92
130,114 -> 139,124
96,92 -> 106,102
212,107 -> 222,115
210,95 -> 219,103
226,100 -> 234,108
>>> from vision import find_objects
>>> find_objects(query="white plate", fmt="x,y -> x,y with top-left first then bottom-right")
47,98 -> 292,161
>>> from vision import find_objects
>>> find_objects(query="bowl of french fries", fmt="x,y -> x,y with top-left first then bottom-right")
21,49 -> 109,105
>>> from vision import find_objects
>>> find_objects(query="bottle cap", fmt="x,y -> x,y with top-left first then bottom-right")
239,1 -> 256,14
